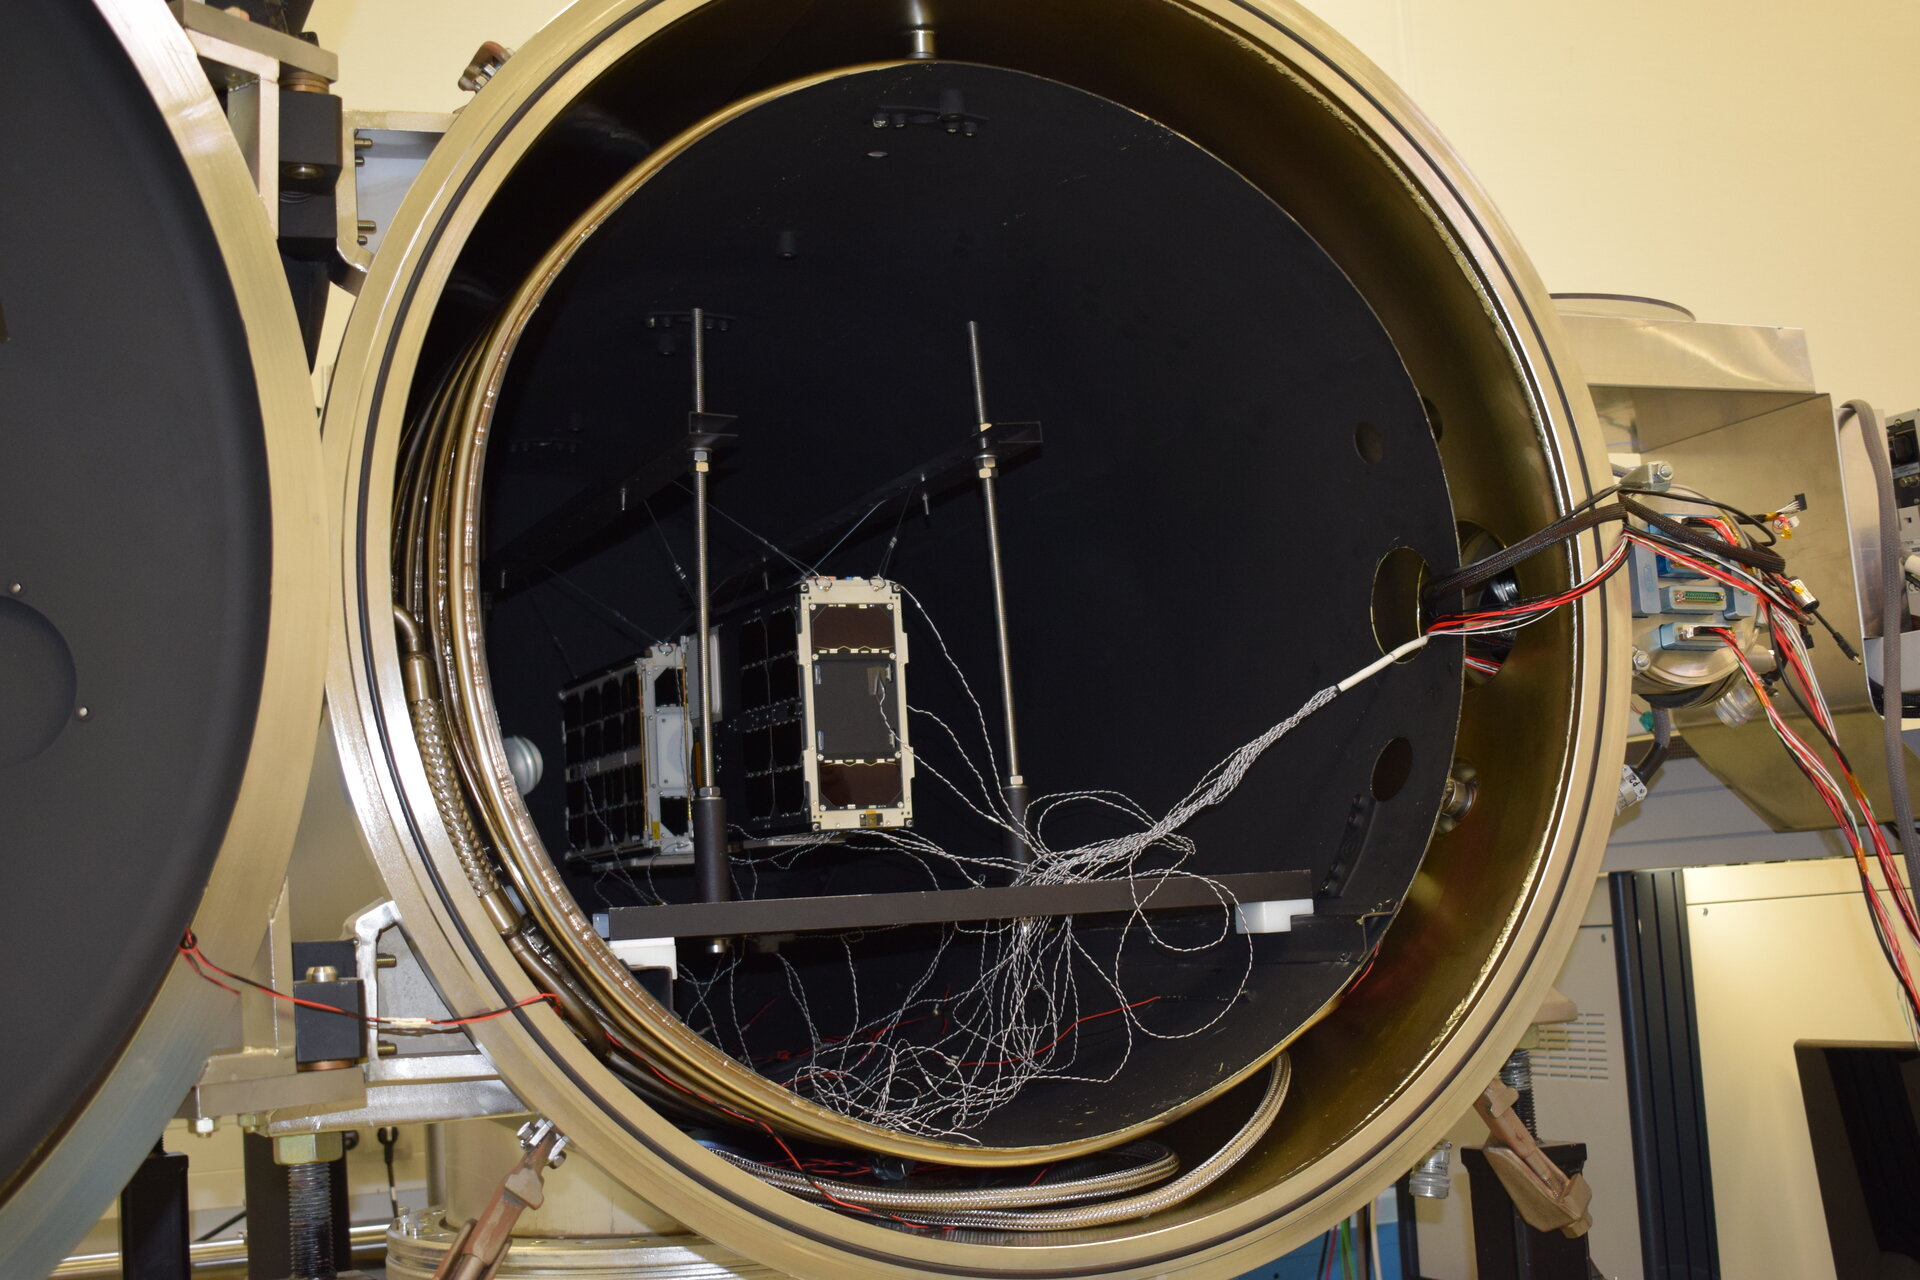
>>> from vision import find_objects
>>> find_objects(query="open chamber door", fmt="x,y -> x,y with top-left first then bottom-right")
0,2 -> 327,1275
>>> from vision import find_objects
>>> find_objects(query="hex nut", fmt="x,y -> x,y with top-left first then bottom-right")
273,1131 -> 345,1165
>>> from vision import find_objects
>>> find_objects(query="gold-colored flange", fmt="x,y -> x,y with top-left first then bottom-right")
325,0 -> 1628,1274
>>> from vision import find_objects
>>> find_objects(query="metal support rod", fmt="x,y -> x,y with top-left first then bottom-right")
966,321 -> 1030,864
691,305 -> 707,414
687,307 -> 730,905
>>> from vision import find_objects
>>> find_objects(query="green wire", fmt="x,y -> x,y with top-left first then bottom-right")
1339,1217 -> 1356,1280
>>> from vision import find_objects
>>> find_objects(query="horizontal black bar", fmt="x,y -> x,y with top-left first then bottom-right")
712,420 -> 1042,598
488,414 -> 736,595
607,869 -> 1309,939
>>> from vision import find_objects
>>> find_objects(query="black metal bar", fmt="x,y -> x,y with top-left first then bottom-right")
119,1142 -> 190,1280
487,415 -> 736,595
710,419 -> 1043,600
608,869 -> 1310,939
1610,869 -> 1721,1280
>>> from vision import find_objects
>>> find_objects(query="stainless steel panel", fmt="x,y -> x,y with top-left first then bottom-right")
1657,396 -> 1920,830
1563,312 -> 1817,449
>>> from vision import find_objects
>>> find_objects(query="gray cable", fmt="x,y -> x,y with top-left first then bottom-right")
1840,400 -> 1920,898
734,1057 -> 1289,1230
714,1140 -> 1179,1212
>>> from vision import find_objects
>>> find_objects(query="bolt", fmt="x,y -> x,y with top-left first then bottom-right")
1436,760 -> 1478,833
457,40 -> 512,93
1631,647 -> 1651,672
304,965 -> 340,984
75,706 -> 90,720
284,162 -> 323,181
376,953 -> 398,969
1409,1141 -> 1453,1199
378,1040 -> 398,1058
7,582 -> 20,594
190,1116 -> 218,1137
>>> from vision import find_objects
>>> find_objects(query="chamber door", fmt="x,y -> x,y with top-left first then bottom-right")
0,1 -> 327,1272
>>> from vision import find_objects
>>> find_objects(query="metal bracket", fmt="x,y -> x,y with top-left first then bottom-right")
335,109 -> 453,293
167,2 -> 339,232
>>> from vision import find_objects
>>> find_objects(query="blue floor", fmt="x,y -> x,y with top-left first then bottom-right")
1234,1221 -> 1402,1280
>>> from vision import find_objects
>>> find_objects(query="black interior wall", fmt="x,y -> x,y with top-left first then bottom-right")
474,63 -> 1463,1144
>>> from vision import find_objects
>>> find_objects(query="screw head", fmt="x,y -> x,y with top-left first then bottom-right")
1631,648 -> 1651,672
75,706 -> 90,720
190,1116 -> 217,1137
7,582 -> 20,594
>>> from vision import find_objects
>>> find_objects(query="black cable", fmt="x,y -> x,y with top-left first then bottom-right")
1808,606 -> 1862,663
194,1209 -> 246,1243
377,1127 -> 401,1221
1617,496 -> 1787,574
1423,502 -> 1627,606
1425,483 -> 1791,610
1626,487 -> 1782,548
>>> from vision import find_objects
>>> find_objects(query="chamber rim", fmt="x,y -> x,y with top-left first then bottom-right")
321,0 -> 1626,1273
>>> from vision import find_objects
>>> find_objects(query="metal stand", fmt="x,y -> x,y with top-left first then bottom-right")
965,322 -> 1030,866
119,1141 -> 191,1280
686,307 -> 731,909
243,1132 -> 353,1280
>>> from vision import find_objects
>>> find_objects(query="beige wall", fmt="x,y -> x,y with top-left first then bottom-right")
1309,0 -> 1920,415
309,0 -> 1920,412
1685,859 -> 1918,1280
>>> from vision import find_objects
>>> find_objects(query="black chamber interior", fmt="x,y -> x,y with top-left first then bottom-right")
478,62 -> 1461,1146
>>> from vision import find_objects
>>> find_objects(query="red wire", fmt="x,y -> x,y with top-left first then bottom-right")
957,996 -> 1161,1067
1766,623 -> 1920,945
1706,634 -> 1920,1013
178,931 -> 560,1028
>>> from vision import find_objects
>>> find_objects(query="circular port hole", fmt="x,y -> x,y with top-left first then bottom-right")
1454,522 -> 1518,686
1371,546 -> 1429,657
0,597 -> 77,766
1354,420 -> 1385,465
1372,737 -> 1414,802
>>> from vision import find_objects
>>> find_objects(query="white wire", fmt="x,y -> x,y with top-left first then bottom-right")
704,624 -> 1436,1135
1338,635 -> 1431,691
